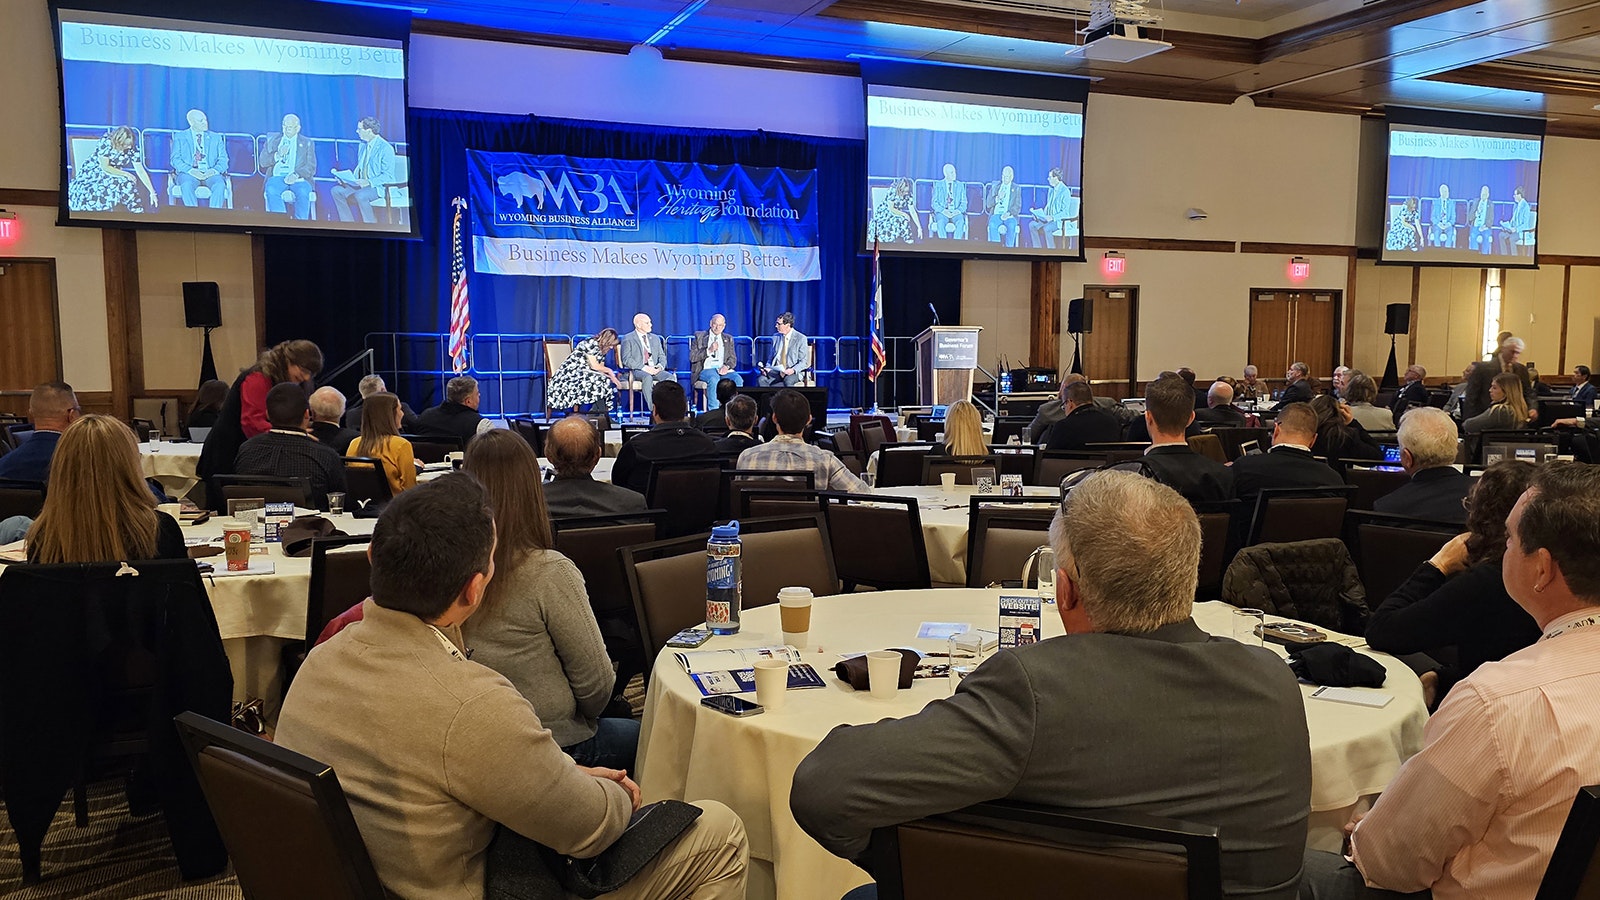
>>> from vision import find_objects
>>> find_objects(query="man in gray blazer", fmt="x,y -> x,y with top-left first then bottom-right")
792,470 -> 1312,900
690,313 -> 742,410
617,312 -> 676,410
758,311 -> 808,387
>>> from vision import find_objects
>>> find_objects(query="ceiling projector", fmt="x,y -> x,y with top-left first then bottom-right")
1065,0 -> 1173,63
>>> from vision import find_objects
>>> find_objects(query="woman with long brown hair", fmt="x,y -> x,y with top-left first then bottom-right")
460,429 -> 636,770
26,415 -> 185,563
197,339 -> 323,505
187,378 -> 228,430
1462,371 -> 1530,434
1367,460 -> 1542,701
348,392 -> 415,497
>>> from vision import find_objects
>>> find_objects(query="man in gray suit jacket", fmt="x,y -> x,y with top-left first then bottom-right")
792,471 -> 1312,900
617,312 -> 676,410
758,311 -> 808,387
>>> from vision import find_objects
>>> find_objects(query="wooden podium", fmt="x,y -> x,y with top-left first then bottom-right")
914,325 -> 983,407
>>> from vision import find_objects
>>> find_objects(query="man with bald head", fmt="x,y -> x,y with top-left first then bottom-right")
617,313 -> 675,411
0,382 -> 80,483
170,108 -> 227,208
260,113 -> 317,220
691,314 -> 741,410
541,416 -> 647,519
1391,364 -> 1429,418
1196,381 -> 1248,427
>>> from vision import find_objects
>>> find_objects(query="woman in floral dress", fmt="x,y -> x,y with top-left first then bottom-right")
67,126 -> 157,214
547,328 -> 622,423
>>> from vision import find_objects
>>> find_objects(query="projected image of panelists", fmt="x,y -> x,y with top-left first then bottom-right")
51,3 -> 413,237
1378,109 -> 1543,268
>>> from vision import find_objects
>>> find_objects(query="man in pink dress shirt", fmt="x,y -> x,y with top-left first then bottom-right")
1299,460 -> 1600,899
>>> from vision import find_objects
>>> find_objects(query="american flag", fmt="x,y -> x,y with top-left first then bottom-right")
868,241 -> 887,383
448,197 -> 472,374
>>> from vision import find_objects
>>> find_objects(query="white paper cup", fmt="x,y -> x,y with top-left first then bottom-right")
752,660 -> 789,710
867,650 -> 901,699
939,472 -> 957,489
157,502 -> 182,521
778,586 -> 813,648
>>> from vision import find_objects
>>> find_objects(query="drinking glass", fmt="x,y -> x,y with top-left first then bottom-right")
327,492 -> 346,515
1035,546 -> 1056,604
1233,608 -> 1265,646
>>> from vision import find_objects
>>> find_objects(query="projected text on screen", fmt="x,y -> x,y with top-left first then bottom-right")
1382,124 -> 1541,266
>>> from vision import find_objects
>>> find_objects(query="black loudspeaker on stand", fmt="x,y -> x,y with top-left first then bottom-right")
183,282 -> 222,385
1381,302 -> 1410,390
1066,297 -> 1092,375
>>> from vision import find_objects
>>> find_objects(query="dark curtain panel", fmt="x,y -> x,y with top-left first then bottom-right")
266,107 -> 874,413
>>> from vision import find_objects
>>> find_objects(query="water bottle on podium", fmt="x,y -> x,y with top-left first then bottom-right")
706,521 -> 742,635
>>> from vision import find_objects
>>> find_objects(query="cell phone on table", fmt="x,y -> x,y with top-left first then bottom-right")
701,695 -> 763,717
666,628 -> 712,648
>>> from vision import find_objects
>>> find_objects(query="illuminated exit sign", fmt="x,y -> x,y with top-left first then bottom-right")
0,217 -> 15,244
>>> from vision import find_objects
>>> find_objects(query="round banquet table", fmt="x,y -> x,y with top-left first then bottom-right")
635,590 -> 1427,900
139,441 -> 203,499
868,484 -> 1057,585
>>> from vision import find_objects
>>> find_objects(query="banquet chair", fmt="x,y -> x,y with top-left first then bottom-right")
877,443 -> 934,488
1345,511 -> 1459,610
1187,433 -> 1227,464
619,425 -> 651,446
990,417 -> 1032,446
543,339 -> 573,413
990,445 -> 1038,485
720,468 -> 814,520
1245,486 -> 1357,547
818,493 -> 929,591
1342,465 -> 1413,511
853,416 -> 895,459
340,457 -> 393,508
618,374 -> 648,420
0,479 -> 47,520
966,497 -> 1055,589
3,423 -> 33,450
1034,452 -> 1105,488
215,475 -> 314,508
739,513 -> 839,608
867,798 -> 1221,900
400,434 -> 459,465
280,535 -> 373,701
645,457 -> 727,538
174,712 -> 390,900
740,488 -> 821,520
1210,427 -> 1274,461
829,428 -> 864,474
132,417 -> 158,442
0,561 -> 231,883
1538,784 -> 1600,900
798,342 -> 818,388
553,510 -> 666,693
1194,500 -> 1242,601
508,416 -> 545,457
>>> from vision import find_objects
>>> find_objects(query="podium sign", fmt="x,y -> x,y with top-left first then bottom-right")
914,325 -> 983,407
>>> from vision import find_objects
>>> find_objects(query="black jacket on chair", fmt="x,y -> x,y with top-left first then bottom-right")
0,560 -> 232,881
1043,405 -> 1124,452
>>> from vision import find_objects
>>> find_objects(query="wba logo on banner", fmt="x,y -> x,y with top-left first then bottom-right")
492,164 -> 640,230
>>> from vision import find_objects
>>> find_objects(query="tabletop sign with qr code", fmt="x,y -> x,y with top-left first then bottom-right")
999,594 -> 1042,649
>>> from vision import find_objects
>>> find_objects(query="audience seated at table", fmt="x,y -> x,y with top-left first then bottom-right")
1024,373 -> 1135,443
234,383 -> 346,510
1042,380 -> 1123,452
1230,403 -> 1345,505
1390,365 -> 1430,419
1309,394 -> 1382,462
460,430 -> 640,770
694,379 -> 740,431
1342,372 -> 1395,432
1366,461 -> 1541,703
713,395 -> 760,455
275,475 -> 748,900
1194,380 -> 1249,427
187,378 -> 227,430
347,392 -> 416,497
542,416 -> 647,520
792,471 -> 1311,900
611,381 -> 717,495
197,339 -> 322,491
0,380 -> 79,484
1138,374 -> 1234,504
1276,361 -> 1316,408
738,389 -> 868,493
24,414 -> 185,563
1461,336 -> 1536,420
307,386 -> 360,451
1301,461 -> 1600,900
1373,408 -> 1470,523
929,399 -> 986,457
343,374 -> 419,432
1461,372 -> 1530,435
416,375 -> 493,444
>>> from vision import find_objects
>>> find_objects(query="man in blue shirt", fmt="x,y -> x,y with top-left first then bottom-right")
1027,167 -> 1077,250
1495,186 -> 1534,256
169,108 -> 228,208
332,116 -> 398,224
0,382 -> 79,484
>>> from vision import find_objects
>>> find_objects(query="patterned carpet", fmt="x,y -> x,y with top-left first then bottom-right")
0,782 -> 241,900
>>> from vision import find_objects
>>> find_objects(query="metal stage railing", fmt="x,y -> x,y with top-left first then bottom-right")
363,330 -> 929,417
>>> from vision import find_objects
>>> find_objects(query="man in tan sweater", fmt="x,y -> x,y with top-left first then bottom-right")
276,474 -> 747,900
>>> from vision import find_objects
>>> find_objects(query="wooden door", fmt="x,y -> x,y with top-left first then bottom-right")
1249,289 -> 1341,390
0,260 -> 61,391
1079,286 -> 1137,399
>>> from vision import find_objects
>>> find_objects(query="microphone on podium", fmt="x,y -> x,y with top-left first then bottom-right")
928,303 -> 941,326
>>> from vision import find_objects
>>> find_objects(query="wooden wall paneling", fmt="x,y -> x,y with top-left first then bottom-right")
1249,290 -> 1293,382
1083,237 -> 1236,253
0,189 -> 60,206
1344,255 -> 1359,368
1029,261 -> 1060,369
1559,265 -> 1571,373
1409,266 -> 1421,364
0,258 -> 62,389
1297,290 -> 1341,380
102,229 -> 141,419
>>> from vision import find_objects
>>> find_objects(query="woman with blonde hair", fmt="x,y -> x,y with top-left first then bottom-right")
932,399 -> 988,457
197,339 -> 323,504
1462,372 -> 1530,434
460,429 -> 637,769
347,392 -> 415,497
26,415 -> 185,563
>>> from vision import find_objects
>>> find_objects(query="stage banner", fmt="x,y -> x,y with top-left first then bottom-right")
467,150 -> 820,282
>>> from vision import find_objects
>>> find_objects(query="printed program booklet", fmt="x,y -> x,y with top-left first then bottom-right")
674,646 -> 824,696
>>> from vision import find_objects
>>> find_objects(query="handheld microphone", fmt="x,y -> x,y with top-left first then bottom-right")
928,302 -> 941,325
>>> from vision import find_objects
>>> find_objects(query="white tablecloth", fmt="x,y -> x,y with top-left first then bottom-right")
636,591 -> 1427,900
139,441 -> 203,498
868,484 -> 1056,585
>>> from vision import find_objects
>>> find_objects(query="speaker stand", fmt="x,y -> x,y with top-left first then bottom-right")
198,327 -> 218,386
1069,333 -> 1084,376
1381,335 -> 1400,391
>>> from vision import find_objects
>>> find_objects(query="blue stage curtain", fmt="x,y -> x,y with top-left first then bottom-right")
267,107 -> 870,414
